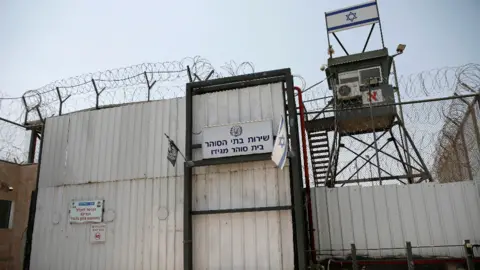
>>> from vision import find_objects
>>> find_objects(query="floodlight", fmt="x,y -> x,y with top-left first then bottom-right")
396,44 -> 406,54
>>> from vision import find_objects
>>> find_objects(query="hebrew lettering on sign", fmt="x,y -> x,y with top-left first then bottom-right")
202,120 -> 275,159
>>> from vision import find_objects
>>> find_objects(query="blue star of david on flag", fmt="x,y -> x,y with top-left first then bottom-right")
346,12 -> 357,22
325,1 -> 380,33
279,136 -> 285,147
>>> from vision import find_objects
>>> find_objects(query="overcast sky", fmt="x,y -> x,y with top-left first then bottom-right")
1,0 -> 479,98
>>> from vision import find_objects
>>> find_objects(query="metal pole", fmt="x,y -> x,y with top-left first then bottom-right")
460,131 -> 473,180
27,130 -> 37,163
0,117 -> 25,128
399,120 -> 433,182
183,85 -> 193,270
351,243 -> 358,270
286,74 -> 308,270
464,240 -> 475,270
375,0 -> 385,48
392,59 -> 413,179
406,241 -> 415,270
325,13 -> 332,58
470,103 -> 480,158
367,86 -> 382,184
293,86 -> 316,264
23,124 -> 45,269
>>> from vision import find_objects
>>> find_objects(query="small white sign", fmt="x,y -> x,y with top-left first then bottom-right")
202,120 -> 274,159
362,89 -> 384,104
69,200 -> 104,223
90,223 -> 106,243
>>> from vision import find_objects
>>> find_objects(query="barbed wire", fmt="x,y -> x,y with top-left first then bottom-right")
0,56 -> 257,162
1,59 -> 479,183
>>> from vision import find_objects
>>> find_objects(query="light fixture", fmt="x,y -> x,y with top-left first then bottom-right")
396,44 -> 406,54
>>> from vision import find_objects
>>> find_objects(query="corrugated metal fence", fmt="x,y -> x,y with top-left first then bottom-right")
312,181 -> 480,260
31,83 -> 295,270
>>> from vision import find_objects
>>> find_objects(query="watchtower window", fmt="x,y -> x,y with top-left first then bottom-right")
359,66 -> 383,85
0,200 -> 13,229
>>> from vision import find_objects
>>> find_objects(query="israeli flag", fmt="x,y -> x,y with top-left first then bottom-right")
325,1 -> 380,33
271,116 -> 288,170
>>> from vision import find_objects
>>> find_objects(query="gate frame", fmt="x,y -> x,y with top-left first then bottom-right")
184,68 -> 307,270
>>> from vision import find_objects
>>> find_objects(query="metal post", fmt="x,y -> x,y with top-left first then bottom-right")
367,86 -> 382,184
23,124 -> 45,270
286,73 -> 308,270
56,87 -> 63,115
351,243 -> 358,270
391,134 -> 412,183
460,131 -> 473,180
399,119 -> 433,182
27,129 -> 37,163
470,104 -> 480,159
183,85 -> 193,270
144,71 -> 157,101
393,59 -> 413,180
22,96 -> 29,125
325,13 -> 332,58
406,241 -> 415,270
92,79 -> 100,109
464,240 -> 474,270
375,0 -> 385,48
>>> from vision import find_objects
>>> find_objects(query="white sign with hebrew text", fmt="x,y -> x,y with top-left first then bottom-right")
202,120 -> 274,159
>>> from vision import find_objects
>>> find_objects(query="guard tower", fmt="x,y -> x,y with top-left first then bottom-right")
306,0 -> 432,187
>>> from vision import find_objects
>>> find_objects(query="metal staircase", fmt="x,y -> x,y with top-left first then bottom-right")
308,130 -> 331,186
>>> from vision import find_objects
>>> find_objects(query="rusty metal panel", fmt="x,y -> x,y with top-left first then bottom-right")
312,182 -> 480,259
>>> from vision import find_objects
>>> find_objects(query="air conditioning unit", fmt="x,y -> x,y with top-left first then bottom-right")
336,82 -> 361,100
358,66 -> 383,85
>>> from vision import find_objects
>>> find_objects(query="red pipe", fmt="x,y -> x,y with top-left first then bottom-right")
329,258 -> 480,265
293,86 -> 316,263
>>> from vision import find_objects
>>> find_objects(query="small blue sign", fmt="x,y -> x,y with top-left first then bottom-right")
78,201 -> 95,206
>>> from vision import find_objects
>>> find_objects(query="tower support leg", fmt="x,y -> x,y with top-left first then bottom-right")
397,118 -> 433,182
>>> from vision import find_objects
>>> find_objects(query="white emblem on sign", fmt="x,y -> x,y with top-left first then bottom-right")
230,125 -> 243,137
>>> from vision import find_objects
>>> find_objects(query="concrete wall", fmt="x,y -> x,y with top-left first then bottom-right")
0,161 -> 37,270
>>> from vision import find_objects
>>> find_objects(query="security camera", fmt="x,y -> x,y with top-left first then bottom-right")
320,64 -> 327,71
8,186 -> 13,191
